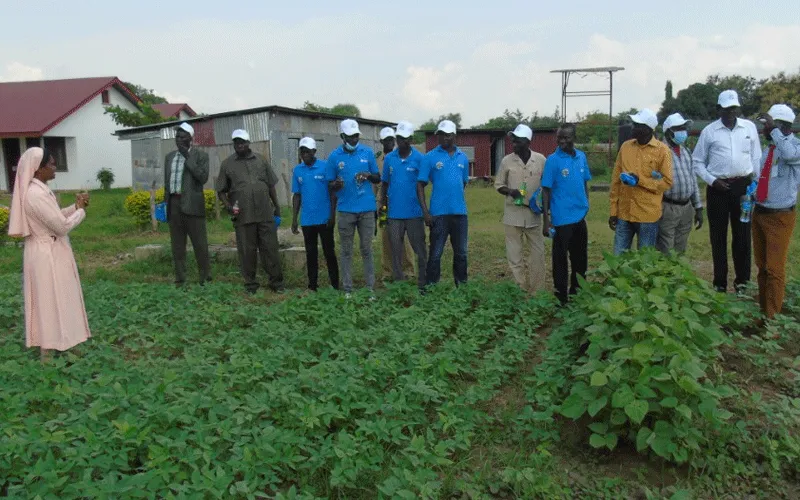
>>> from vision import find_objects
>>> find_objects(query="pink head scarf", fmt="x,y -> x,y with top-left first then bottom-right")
8,147 -> 45,238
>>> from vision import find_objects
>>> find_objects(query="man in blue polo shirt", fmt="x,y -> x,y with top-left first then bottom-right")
327,119 -> 381,297
416,119 -> 470,286
291,137 -> 339,291
381,121 -> 427,290
542,123 -> 591,305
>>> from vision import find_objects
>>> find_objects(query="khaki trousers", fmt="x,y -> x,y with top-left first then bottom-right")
504,224 -> 545,293
752,209 -> 796,318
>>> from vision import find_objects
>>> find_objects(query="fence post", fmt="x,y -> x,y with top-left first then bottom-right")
149,181 -> 157,232
214,176 -> 221,220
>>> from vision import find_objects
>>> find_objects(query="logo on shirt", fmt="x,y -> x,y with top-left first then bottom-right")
457,163 -> 464,169
338,161 -> 345,170
435,161 -> 444,170
314,175 -> 324,180
298,176 -> 303,185
562,168 -> 569,178
389,166 -> 393,175
360,159 -> 368,163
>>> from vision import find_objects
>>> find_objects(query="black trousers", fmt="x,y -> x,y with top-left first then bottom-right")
706,176 -> 752,291
301,224 -> 339,290
552,219 -> 588,304
168,195 -> 210,284
235,221 -> 283,292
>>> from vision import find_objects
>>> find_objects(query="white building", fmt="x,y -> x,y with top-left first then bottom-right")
0,77 -> 141,192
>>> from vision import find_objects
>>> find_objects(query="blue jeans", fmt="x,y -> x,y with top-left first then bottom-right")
426,215 -> 468,286
614,220 -> 659,255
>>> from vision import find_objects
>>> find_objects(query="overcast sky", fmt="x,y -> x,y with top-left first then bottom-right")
2,0 -> 799,127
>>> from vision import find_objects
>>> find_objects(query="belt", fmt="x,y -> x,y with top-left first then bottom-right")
754,205 -> 795,214
663,197 -> 690,206
719,175 -> 751,182
169,193 -> 181,198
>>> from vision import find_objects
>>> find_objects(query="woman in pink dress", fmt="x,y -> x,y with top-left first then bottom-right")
7,147 -> 91,362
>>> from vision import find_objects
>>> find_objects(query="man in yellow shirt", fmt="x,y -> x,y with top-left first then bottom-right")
609,109 -> 673,254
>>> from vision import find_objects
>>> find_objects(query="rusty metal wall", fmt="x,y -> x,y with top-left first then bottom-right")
131,136 -> 163,190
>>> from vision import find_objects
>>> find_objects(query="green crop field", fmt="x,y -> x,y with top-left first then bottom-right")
1,187 -> 799,498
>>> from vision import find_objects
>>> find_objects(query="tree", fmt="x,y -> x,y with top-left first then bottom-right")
658,80 -> 678,122
104,102 -> 170,128
329,103 -> 361,117
302,101 -> 362,117
475,108 -> 562,130
123,82 -> 168,105
104,81 -> 172,128
754,71 -> 800,112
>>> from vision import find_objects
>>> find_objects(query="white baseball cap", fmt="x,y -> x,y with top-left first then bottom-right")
340,119 -> 361,136
718,89 -> 741,108
662,112 -> 693,131
379,127 -> 395,140
395,121 -> 415,138
509,124 -> 533,141
436,119 -> 457,134
629,108 -> 658,131
767,104 -> 796,124
232,129 -> 250,141
177,122 -> 194,137
299,137 -> 317,150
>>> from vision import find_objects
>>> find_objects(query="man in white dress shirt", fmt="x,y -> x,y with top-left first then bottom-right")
693,90 -> 761,292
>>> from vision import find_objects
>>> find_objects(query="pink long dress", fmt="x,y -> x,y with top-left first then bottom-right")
22,179 -> 91,350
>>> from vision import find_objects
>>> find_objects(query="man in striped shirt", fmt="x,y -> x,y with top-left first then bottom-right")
656,113 -> 704,254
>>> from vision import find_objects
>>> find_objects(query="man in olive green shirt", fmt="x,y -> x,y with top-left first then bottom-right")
216,129 -> 284,293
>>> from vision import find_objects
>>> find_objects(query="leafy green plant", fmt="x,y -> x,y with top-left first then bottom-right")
0,205 -> 9,235
96,168 -> 115,190
124,188 -> 216,226
536,250 -> 740,463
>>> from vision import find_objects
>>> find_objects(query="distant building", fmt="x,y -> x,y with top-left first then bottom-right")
0,76 -> 141,191
152,103 -> 197,121
115,105 -> 394,205
424,128 -> 558,177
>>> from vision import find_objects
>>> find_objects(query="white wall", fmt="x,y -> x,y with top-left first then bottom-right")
46,87 -> 138,190
0,143 -> 6,192
178,110 -> 192,121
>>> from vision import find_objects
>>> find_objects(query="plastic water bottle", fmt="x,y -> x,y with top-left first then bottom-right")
740,195 -> 753,223
547,227 -> 556,238
515,182 -> 527,206
740,181 -> 758,223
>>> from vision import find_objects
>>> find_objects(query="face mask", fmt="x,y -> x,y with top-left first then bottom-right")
343,141 -> 358,152
672,130 -> 688,145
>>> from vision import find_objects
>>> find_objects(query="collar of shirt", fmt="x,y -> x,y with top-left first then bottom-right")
711,118 -> 746,131
433,145 -> 462,156
555,147 -> 579,159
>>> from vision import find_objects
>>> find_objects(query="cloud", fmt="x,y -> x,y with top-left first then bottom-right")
402,64 -> 465,113
0,62 -> 43,82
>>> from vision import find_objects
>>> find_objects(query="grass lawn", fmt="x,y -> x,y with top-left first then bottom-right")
1,187 -> 799,498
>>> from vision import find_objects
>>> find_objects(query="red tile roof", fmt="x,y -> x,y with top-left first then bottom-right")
0,76 -> 141,138
152,103 -> 197,118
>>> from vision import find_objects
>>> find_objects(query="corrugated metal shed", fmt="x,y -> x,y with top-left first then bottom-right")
118,105 -> 395,205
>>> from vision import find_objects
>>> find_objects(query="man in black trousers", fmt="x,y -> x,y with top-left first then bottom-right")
693,90 -> 761,292
164,122 -> 211,287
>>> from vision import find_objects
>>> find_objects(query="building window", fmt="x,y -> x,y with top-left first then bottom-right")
101,90 -> 110,105
25,137 -> 41,150
43,137 -> 68,172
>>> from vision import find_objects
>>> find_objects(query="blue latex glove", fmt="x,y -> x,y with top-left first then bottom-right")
274,215 -> 281,228
529,188 -> 543,214
651,171 -> 663,180
620,172 -> 639,186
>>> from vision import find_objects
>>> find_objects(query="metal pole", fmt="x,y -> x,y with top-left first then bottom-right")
608,70 -> 614,170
